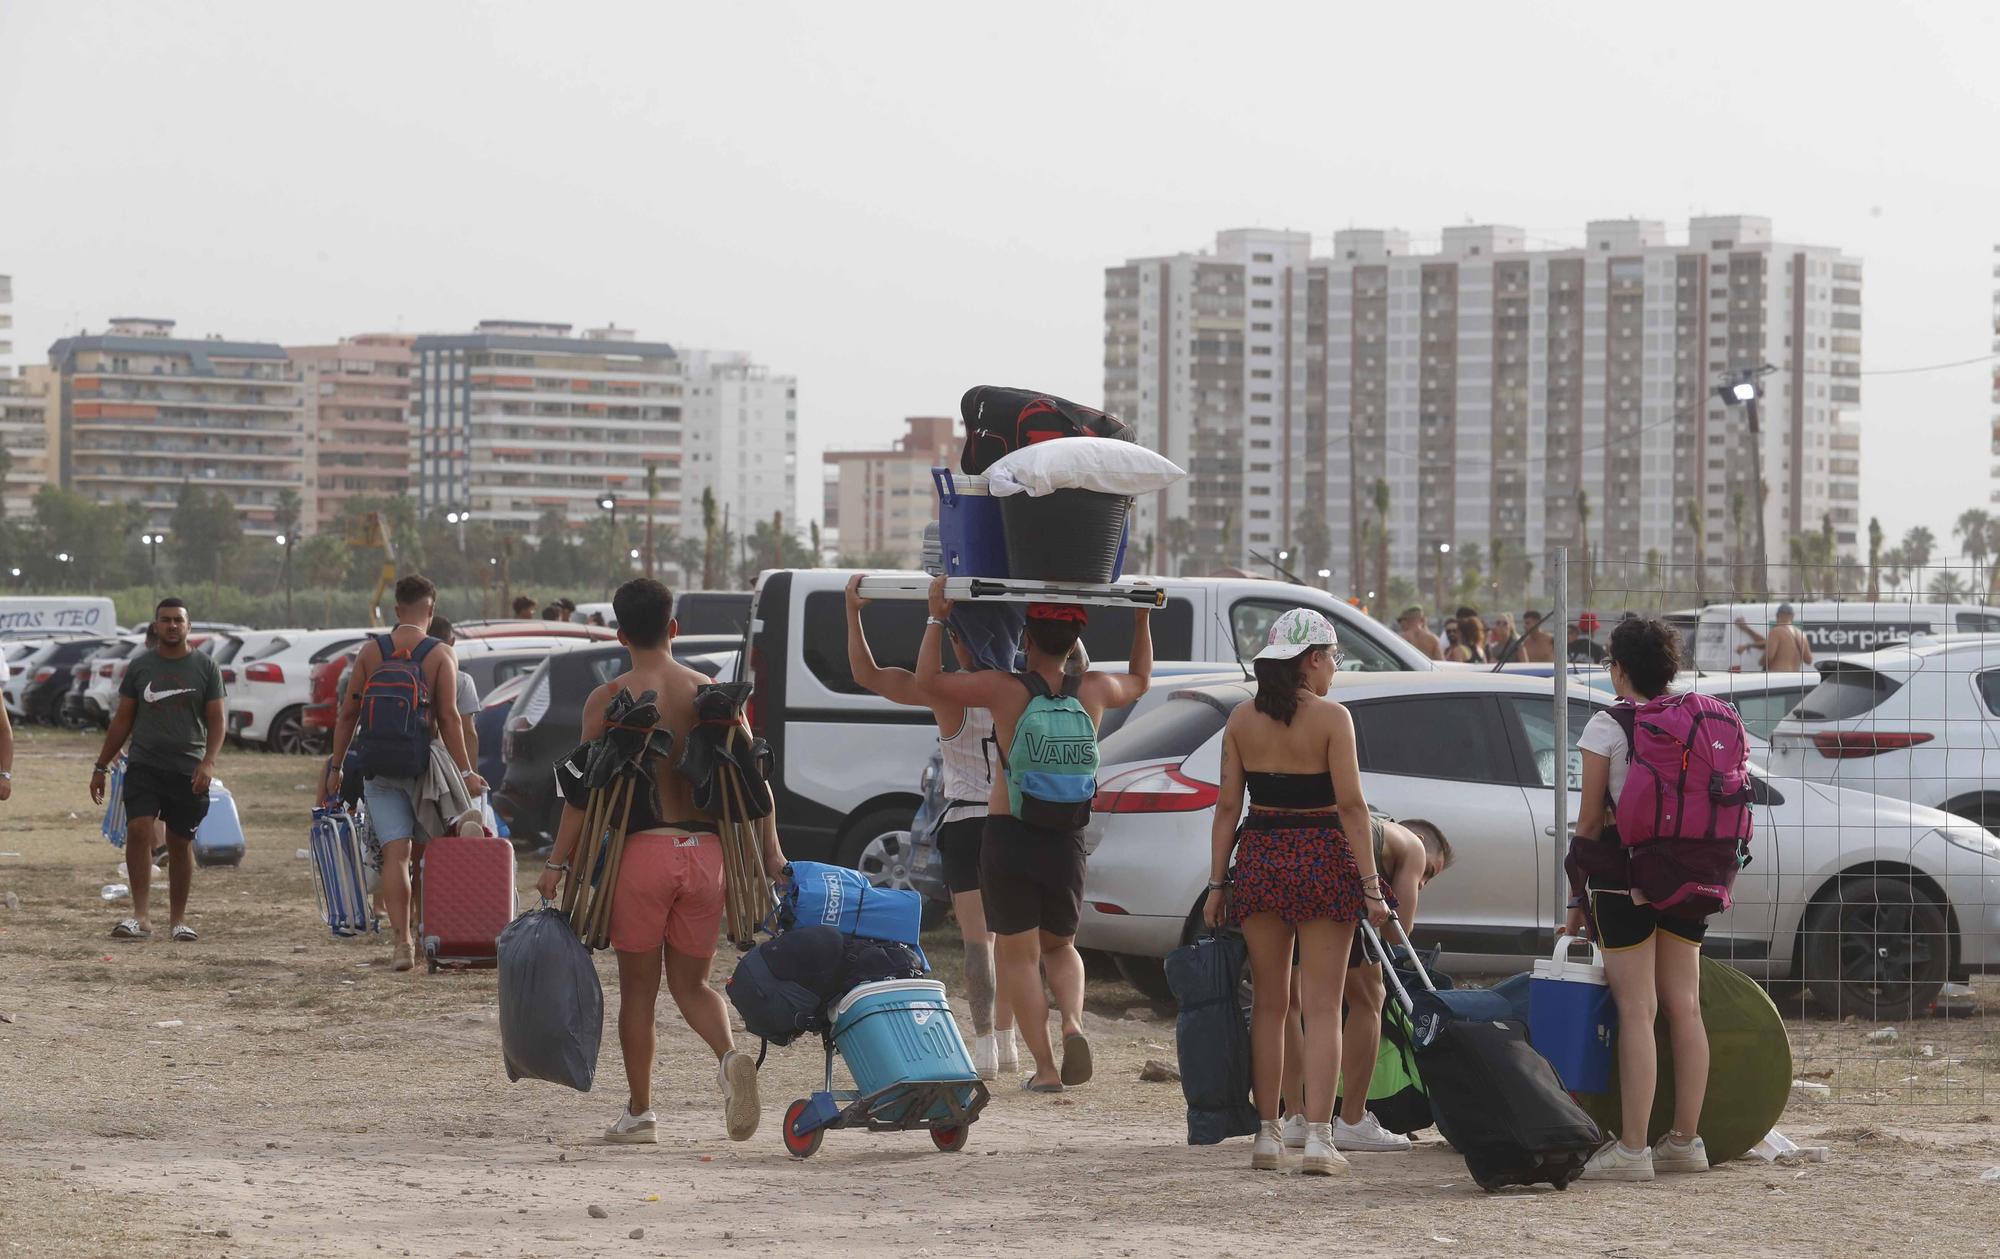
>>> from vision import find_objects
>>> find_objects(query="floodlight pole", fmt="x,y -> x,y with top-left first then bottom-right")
1722,365 -> 1777,598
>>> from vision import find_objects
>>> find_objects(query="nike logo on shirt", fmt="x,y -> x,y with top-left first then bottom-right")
143,682 -> 197,703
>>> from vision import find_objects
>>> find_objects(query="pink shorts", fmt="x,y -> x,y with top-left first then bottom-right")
609,829 -> 725,958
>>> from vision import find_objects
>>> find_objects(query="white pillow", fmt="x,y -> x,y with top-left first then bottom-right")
984,438 -> 1185,498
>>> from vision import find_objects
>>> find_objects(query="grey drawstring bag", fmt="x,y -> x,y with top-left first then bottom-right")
497,906 -> 603,1091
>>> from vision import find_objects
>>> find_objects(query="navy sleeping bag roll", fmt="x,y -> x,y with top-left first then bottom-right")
1164,931 -> 1260,1146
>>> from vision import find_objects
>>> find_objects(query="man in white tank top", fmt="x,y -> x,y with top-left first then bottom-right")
844,577 -> 1016,1077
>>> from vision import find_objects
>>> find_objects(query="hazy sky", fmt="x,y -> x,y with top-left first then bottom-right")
3,1 -> 1994,549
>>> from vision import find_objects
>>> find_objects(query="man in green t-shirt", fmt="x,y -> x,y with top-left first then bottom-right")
89,597 -> 225,942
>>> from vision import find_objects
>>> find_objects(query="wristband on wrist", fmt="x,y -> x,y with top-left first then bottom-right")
92,765 -> 108,775
544,860 -> 570,873
1206,879 -> 1228,891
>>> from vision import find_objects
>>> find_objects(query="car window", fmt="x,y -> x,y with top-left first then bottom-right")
239,637 -> 290,663
308,638 -> 363,664
674,592 -> 752,638
1726,687 -> 1813,740
802,591 -> 929,694
1080,600 -> 1193,665
1958,612 -> 2000,633
587,650 -> 632,687
1230,598 -> 1400,672
1501,696 -> 1599,789
1977,671 -> 2000,718
1097,693 -> 1232,766
1347,695 -> 1510,783
1795,667 -> 1901,721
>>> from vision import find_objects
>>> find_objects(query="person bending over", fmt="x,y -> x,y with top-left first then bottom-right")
846,575 -> 1016,1078
917,577 -> 1151,1093
1203,608 -> 1391,1176
536,578 -> 786,1145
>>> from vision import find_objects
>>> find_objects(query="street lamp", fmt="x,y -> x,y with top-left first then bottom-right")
1316,567 -> 1332,592
1433,542 -> 1452,620
597,496 -> 620,596
139,532 -> 164,576
1716,364 -> 1778,597
274,531 -> 295,622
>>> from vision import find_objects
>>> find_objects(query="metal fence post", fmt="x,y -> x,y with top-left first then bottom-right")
1551,546 -> 1569,931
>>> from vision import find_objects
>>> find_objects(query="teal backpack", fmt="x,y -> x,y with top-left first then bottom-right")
1006,672 -> 1099,830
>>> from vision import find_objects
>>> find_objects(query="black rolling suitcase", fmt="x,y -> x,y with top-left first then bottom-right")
1368,920 -> 1602,1191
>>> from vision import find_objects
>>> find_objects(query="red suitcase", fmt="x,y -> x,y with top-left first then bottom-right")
419,829 -> 516,972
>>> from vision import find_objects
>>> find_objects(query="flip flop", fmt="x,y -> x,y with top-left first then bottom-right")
1022,1078 -> 1065,1095
170,925 -> 198,943
110,919 -> 150,940
1061,1033 -> 1093,1086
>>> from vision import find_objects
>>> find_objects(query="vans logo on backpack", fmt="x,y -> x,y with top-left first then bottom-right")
1021,733 -> 1096,765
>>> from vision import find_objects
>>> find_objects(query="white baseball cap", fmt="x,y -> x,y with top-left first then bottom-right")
1253,607 -> 1339,661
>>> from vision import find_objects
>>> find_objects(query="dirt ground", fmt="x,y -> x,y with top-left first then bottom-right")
4,730 -> 2000,1258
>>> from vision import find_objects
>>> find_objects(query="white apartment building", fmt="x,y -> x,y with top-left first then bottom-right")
1108,218 -> 1863,591
1105,229 -> 1323,575
679,349 -> 799,537
1,274 -> 12,365
47,318 -> 308,536
409,321 -> 682,540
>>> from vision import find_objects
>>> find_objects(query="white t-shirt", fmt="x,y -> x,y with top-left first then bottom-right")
1577,709 -> 1630,806
455,672 -> 479,716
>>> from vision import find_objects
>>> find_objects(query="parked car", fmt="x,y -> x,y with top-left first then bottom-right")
307,635 -> 582,750
452,618 -> 618,643
1076,671 -> 2000,1017
222,629 -> 374,752
741,568 -> 1427,883
1686,670 -> 1820,752
14,637 -> 114,724
1692,601 -> 2000,674
1766,636 -> 2000,830
61,636 -> 145,727
567,591 -> 752,638
476,671 -> 534,790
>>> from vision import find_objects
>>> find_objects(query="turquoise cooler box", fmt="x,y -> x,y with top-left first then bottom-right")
831,979 -> 979,1122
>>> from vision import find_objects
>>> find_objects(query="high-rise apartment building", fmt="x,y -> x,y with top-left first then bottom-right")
409,321 -> 682,539
0,274 -> 13,365
1105,229 -> 1324,575
822,416 -> 956,567
679,349 -> 799,537
0,366 -> 53,518
288,334 -> 414,529
47,318 -> 308,536
1107,217 -> 1862,590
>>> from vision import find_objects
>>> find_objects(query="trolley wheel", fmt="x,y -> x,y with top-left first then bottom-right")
930,1123 -> 968,1153
782,1098 -> 823,1159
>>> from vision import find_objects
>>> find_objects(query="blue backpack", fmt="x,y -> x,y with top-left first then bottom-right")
1006,672 -> 1099,830
355,633 -> 439,778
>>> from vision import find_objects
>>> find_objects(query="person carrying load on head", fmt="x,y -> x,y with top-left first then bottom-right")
324,575 -> 486,973
534,579 -> 787,1147
844,574 -> 1017,1079
916,576 -> 1151,1094
90,596 -> 225,944
1201,607 -> 1393,1176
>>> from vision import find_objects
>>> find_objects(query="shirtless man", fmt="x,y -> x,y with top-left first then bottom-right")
1517,611 -> 1556,664
535,578 -> 786,1145
1739,604 -> 1813,672
917,577 -> 1151,1092
1396,607 -> 1442,661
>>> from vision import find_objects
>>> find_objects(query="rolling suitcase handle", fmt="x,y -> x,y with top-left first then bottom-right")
1361,917 -> 1440,1020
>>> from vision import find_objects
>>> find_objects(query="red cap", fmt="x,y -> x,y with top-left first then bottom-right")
1577,612 -> 1601,633
1027,602 -> 1089,624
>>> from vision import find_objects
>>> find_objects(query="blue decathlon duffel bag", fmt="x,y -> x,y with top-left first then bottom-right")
777,861 -> 926,959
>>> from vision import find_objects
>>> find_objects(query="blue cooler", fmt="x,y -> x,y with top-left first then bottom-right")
832,979 -> 978,1121
932,469 -> 1010,578
194,781 -> 246,867
1529,936 -> 1616,1093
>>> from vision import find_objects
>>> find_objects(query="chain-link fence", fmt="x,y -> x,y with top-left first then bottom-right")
1543,552 -> 2000,1105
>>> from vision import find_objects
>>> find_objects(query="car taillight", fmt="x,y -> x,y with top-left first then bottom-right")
98,664 -> 115,677
221,669 -> 236,683
32,668 -> 54,682
244,663 -> 284,683
1093,761 -> 1219,814
1812,731 -> 1935,759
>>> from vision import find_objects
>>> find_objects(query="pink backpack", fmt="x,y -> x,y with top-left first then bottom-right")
1610,693 -> 1754,916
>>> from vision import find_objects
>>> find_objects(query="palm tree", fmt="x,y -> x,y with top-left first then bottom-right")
1727,487 -> 1747,594
1372,478 -> 1391,606
1866,517 -> 1883,600
1930,570 -> 1969,601
1575,489 -> 1593,608
1955,509 -> 1991,588
1787,535 -> 1813,599
1686,496 -> 1708,595
1901,526 -> 1936,586
1882,545 -> 1908,594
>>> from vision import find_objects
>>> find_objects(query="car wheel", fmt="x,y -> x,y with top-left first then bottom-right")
1943,793 -> 2000,836
836,806 -> 945,929
1801,876 -> 1948,1020
1113,953 -> 1176,1003
267,706 -> 309,756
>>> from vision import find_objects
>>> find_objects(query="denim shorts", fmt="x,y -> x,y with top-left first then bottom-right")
362,776 -> 421,845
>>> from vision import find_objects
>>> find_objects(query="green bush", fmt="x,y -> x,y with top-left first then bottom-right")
102,584 -> 512,632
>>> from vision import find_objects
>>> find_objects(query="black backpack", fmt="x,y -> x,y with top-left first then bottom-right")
958,385 -> 1135,475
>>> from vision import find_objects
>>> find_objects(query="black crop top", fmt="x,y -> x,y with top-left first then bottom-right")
1245,771 -> 1336,810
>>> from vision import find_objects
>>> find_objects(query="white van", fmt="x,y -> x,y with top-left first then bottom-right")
742,569 -> 1430,869
1692,601 -> 2000,673
0,596 -> 119,637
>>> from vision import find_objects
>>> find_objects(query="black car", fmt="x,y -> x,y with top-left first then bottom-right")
495,640 -> 738,850
61,638 -> 140,727
23,638 -> 114,725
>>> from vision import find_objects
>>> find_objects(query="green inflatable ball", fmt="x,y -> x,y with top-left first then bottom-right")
1577,956 -> 1792,1164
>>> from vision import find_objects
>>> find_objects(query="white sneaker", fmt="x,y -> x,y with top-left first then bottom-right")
1250,1120 -> 1284,1171
1332,1113 -> 1412,1152
972,1032 -> 999,1081
1580,1139 -> 1655,1182
994,1028 -> 1019,1074
605,1107 -> 657,1144
719,1049 -> 760,1142
1300,1123 -> 1349,1175
1652,1133 -> 1710,1174
1280,1113 -> 1308,1149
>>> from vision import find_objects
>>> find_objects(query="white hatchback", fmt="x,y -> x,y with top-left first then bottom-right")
222,628 -> 374,752
1079,671 -> 2000,1018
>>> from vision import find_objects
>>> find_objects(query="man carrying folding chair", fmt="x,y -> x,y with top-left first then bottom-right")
535,578 -> 788,1146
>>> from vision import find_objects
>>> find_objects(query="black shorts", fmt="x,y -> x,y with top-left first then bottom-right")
937,815 -> 987,895
979,814 -> 1085,938
123,759 -> 211,839
1587,887 -> 1708,951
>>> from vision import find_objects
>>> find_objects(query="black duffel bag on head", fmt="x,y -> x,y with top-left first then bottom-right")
959,385 -> 1135,475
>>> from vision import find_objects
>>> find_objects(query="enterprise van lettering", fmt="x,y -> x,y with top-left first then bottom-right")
1021,733 -> 1097,765
1804,623 -> 1923,653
